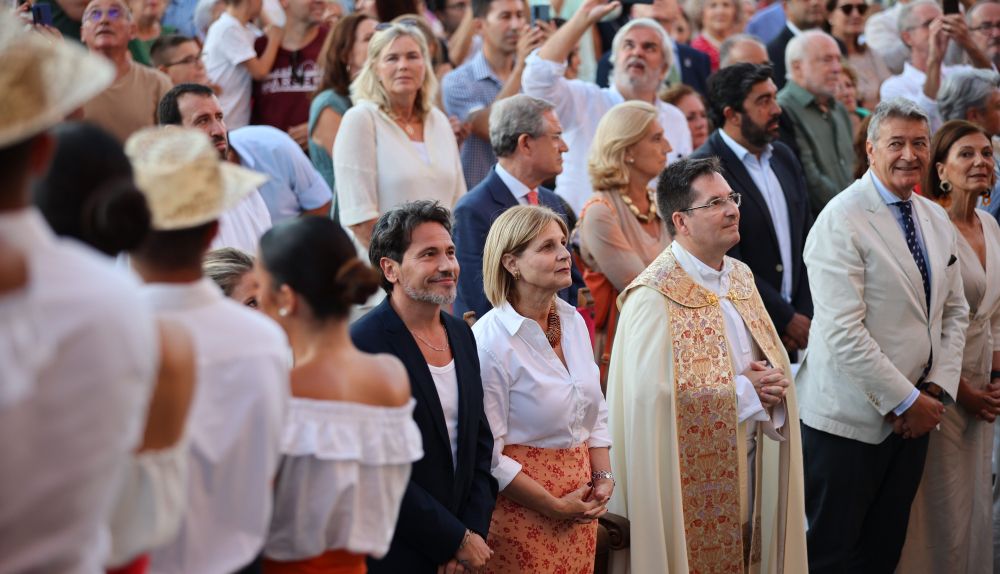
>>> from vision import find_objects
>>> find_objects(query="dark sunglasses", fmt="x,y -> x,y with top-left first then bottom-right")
839,3 -> 868,16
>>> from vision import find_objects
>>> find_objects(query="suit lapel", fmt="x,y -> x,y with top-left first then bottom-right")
860,178 -> 928,315
770,148 -> 805,280
713,132 -> 781,251
381,301 -> 454,455
486,169 -> 519,214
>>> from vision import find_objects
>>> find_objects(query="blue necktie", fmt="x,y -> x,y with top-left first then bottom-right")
894,200 -> 931,309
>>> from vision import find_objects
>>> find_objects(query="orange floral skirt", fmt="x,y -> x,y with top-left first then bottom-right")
486,443 -> 597,574
262,550 -> 366,574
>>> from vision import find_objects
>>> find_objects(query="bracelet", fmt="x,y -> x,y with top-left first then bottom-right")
991,370 -> 1000,381
457,529 -> 471,551
591,470 -> 615,483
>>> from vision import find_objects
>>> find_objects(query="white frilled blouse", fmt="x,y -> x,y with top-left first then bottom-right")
264,398 -> 424,561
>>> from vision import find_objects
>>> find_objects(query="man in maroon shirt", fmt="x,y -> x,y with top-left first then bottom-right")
250,0 -> 328,148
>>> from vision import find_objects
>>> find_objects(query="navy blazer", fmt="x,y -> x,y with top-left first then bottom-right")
767,25 -> 795,91
353,299 -> 498,573
453,167 -> 582,319
691,130 -> 813,332
595,43 -> 711,96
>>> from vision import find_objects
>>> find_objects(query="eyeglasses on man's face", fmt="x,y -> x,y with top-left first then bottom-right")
680,192 -> 742,213
972,21 -> 1000,33
84,6 -> 124,22
164,54 -> 203,67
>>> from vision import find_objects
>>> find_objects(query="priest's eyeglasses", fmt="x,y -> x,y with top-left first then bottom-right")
680,192 -> 742,213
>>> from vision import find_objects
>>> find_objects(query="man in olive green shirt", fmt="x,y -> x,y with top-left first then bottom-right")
777,30 -> 855,217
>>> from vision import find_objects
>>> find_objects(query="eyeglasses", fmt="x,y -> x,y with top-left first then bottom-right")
906,17 -> 935,31
838,3 -> 868,15
972,21 -> 1000,33
84,6 -> 124,22
680,192 -> 742,212
164,54 -> 203,67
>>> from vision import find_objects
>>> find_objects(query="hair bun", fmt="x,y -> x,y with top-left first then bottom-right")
333,259 -> 380,306
82,179 -> 152,255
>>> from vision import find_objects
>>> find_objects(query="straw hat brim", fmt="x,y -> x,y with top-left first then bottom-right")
0,15 -> 116,148
153,162 -> 269,231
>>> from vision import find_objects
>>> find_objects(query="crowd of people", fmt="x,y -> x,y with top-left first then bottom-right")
4,0 -> 1000,571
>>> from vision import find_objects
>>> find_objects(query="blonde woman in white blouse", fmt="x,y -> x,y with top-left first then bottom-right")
473,205 -> 614,574
333,21 -> 466,249
255,217 -> 423,574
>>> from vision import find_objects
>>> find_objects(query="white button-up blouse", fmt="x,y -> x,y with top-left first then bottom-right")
473,298 -> 612,490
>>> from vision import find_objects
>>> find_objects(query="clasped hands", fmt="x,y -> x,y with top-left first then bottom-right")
437,530 -> 492,574
886,391 -> 945,439
742,360 -> 790,408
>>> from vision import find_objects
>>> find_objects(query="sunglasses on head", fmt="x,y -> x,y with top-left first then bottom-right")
839,3 -> 868,15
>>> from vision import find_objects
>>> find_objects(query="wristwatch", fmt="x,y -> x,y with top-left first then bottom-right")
918,381 -> 946,402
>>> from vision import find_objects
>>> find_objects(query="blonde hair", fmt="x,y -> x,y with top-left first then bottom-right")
482,205 -> 569,307
588,101 -> 659,191
349,21 -> 438,119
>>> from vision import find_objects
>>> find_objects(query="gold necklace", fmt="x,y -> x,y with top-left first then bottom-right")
392,112 -> 418,135
620,188 -> 657,223
411,329 -> 449,352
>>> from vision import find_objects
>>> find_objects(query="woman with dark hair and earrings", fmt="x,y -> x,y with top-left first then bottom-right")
256,217 -> 422,574
897,119 -> 1000,573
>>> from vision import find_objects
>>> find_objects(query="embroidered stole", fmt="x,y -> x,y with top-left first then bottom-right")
630,249 -> 786,574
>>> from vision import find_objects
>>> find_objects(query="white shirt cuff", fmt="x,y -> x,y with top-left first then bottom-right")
494,455 -> 523,491
735,374 -> 767,423
893,387 -> 920,416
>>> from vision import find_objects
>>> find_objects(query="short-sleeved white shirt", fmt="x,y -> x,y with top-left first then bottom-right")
203,12 -> 256,129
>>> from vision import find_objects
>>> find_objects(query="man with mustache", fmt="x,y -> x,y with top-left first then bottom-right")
352,200 -> 498,574
522,0 -> 692,214
778,29 -> 854,216
797,98 -> 969,573
158,83 -> 332,231
692,63 -> 813,359
81,0 -> 173,142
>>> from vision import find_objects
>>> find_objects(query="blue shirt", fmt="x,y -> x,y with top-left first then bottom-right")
442,50 -> 503,190
746,2 -> 786,45
229,125 -> 333,224
162,0 -> 199,39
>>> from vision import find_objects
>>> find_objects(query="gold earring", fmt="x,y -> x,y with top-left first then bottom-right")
513,270 -> 520,281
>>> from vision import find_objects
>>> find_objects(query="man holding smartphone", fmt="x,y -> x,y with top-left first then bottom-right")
442,0 -> 551,189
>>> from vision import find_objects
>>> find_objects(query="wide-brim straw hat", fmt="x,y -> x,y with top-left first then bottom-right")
125,126 -> 268,231
0,10 -> 115,148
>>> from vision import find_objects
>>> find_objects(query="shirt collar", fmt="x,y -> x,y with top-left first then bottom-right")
869,170 -> 911,205
469,49 -> 502,83
493,298 -> 575,337
781,81 -> 818,108
718,128 -> 773,163
0,208 -> 56,251
141,277 -> 224,311
786,21 -> 803,36
494,163 -> 533,201
902,61 -> 925,81
670,240 -> 733,296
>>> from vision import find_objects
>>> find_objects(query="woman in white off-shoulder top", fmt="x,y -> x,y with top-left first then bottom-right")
255,217 -> 423,574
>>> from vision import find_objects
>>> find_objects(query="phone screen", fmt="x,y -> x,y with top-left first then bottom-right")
32,3 -> 53,26
943,0 -> 959,14
531,4 -> 550,24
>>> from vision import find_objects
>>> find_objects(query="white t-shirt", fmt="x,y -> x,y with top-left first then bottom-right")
203,12 -> 256,129
210,190 -> 272,254
427,360 -> 459,469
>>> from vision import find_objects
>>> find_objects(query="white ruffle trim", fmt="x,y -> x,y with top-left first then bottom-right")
281,397 -> 423,464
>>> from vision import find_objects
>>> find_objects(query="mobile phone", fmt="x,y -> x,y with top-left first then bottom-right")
943,0 -> 959,14
530,4 -> 550,24
32,3 -> 53,26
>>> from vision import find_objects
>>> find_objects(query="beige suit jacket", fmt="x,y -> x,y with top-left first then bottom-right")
796,172 -> 969,444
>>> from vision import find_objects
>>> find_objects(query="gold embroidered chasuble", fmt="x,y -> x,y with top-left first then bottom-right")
605,249 -> 808,574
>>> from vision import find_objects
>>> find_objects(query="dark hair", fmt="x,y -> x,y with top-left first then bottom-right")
925,120 -> 991,202
376,0 -> 419,21
852,114 -> 872,180
261,217 -> 379,320
471,0 -> 497,18
705,63 -> 775,128
158,83 -> 216,125
656,156 -> 723,235
369,200 -> 453,293
314,13 -> 374,98
0,137 -> 39,202
33,122 -> 151,256
131,222 -> 217,270
150,34 -> 195,67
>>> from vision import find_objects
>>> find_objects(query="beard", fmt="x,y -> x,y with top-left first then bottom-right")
740,114 -> 778,149
402,272 -> 457,306
612,62 -> 662,96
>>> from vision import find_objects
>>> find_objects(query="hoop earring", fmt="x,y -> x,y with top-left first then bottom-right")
984,189 -> 992,206
940,180 -> 953,194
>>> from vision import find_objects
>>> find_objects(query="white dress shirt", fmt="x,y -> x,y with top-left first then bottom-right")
719,130 -> 793,302
211,190 -> 272,255
880,62 -> 975,132
522,50 -> 693,213
473,298 -> 612,490
145,279 -> 289,574
671,241 -> 786,433
265,398 -> 423,561
0,209 -> 158,574
494,163 -> 535,205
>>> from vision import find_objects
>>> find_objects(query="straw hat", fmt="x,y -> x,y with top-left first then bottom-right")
0,11 -> 115,148
125,126 -> 268,231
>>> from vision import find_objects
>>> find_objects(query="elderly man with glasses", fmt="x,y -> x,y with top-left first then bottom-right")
880,0 -> 993,131
605,156 -> 807,574
80,0 -> 173,141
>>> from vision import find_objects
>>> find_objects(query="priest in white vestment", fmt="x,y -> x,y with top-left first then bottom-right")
605,157 -> 808,573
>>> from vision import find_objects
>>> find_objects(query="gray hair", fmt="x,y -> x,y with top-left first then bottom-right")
939,68 -> 1000,122
719,33 -> 767,68
968,0 -> 999,24
866,97 -> 930,144
898,0 -> 940,34
784,29 -> 831,81
610,18 -> 674,77
489,95 -> 556,158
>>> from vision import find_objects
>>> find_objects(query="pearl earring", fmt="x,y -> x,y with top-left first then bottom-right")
278,308 -> 289,317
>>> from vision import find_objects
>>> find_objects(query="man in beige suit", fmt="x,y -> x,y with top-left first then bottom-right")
797,98 -> 969,573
